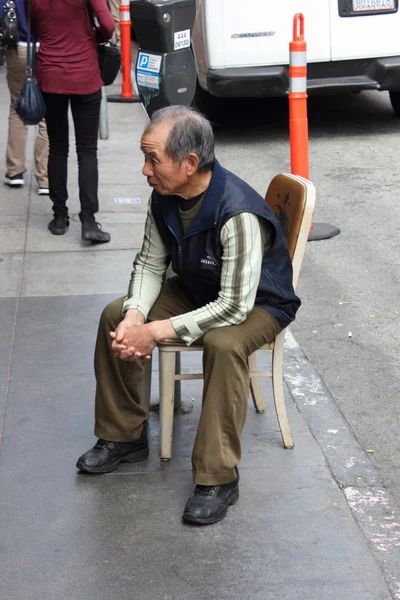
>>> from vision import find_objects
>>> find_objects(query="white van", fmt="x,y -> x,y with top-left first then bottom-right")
192,0 -> 400,117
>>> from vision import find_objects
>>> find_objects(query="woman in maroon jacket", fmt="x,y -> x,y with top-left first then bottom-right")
30,0 -> 115,242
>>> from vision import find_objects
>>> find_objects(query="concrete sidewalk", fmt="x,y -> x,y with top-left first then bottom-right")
0,73 -> 397,599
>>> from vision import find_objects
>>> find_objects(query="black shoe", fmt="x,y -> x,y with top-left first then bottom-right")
76,426 -> 149,474
182,467 -> 239,525
48,215 -> 69,235
82,220 -> 111,243
4,173 -> 24,187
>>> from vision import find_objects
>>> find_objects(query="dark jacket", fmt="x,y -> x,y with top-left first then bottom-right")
151,160 -> 301,328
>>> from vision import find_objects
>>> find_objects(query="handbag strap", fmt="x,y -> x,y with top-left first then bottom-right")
26,0 -> 35,77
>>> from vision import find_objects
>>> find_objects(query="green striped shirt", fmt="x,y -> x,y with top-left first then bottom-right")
122,202 -> 272,345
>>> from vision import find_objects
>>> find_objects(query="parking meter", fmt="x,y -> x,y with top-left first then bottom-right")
130,0 -> 197,116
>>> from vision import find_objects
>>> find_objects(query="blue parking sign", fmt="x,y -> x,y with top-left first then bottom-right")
138,54 -> 150,69
137,52 -> 162,74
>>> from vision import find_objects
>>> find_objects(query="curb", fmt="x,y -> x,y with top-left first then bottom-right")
284,330 -> 400,599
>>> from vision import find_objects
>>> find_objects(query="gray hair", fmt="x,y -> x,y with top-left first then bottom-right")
145,106 -> 215,172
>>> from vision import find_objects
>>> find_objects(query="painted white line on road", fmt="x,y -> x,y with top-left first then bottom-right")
345,487 -> 400,598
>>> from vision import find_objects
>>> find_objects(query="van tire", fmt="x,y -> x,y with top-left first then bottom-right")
389,91 -> 400,118
193,81 -> 223,125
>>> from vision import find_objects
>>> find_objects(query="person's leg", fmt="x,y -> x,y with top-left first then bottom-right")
34,118 -> 49,193
77,278 -> 195,472
5,46 -> 28,185
191,307 -> 283,487
182,307 -> 283,525
70,90 -> 111,243
70,91 -> 100,221
108,0 -> 121,46
93,296 -> 147,443
70,90 -> 111,242
42,92 -> 70,231
95,278 -> 195,439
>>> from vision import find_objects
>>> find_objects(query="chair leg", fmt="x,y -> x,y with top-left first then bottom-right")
174,352 -> 182,410
249,352 -> 265,413
272,331 -> 294,449
141,355 -> 152,415
159,349 -> 176,461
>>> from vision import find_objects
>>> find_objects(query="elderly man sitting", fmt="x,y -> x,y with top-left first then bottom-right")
77,106 -> 300,525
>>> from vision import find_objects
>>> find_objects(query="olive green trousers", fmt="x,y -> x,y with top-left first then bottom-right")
94,278 -> 282,485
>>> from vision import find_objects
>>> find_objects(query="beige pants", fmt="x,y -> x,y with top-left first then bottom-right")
108,0 -> 121,46
94,278 -> 283,486
5,46 -> 49,187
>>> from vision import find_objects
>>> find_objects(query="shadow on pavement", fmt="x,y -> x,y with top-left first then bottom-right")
213,91 -> 399,143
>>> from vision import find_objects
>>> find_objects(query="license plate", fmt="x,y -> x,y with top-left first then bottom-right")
352,0 -> 395,12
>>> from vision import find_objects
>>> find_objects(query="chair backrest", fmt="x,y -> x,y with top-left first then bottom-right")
265,174 -> 316,290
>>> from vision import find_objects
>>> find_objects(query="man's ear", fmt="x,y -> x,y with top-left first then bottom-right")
185,153 -> 200,175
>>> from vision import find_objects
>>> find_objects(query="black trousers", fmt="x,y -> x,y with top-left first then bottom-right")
42,90 -> 101,222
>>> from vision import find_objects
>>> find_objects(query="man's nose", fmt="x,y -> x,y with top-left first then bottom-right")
142,160 -> 153,177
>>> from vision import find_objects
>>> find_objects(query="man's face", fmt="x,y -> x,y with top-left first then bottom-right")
141,123 -> 190,196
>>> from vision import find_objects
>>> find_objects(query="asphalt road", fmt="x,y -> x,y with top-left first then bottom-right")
212,90 -> 400,507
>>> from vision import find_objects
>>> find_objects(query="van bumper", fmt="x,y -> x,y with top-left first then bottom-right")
206,56 -> 400,98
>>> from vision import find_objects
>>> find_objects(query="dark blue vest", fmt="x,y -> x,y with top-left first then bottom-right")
151,160 -> 301,328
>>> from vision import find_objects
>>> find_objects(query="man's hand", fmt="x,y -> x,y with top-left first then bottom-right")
117,323 -> 158,361
110,309 -> 145,357
112,319 -> 178,362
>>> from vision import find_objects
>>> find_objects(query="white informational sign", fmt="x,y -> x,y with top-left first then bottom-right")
137,71 -> 160,90
137,53 -> 162,73
113,197 -> 141,205
174,29 -> 191,50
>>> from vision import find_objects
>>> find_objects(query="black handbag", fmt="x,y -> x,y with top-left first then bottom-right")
85,0 -> 121,86
97,41 -> 121,86
0,0 -> 20,48
13,0 -> 46,125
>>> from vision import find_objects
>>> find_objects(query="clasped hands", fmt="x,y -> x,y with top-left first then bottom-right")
110,309 -> 176,362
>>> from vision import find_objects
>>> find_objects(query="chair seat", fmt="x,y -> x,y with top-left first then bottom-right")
158,338 -> 187,346
158,339 -> 275,350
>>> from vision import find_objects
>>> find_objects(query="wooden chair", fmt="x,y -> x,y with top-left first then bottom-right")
142,174 -> 315,460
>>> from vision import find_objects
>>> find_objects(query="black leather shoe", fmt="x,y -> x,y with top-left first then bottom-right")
82,220 -> 111,243
48,215 -> 69,235
182,468 -> 239,525
76,427 -> 149,474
